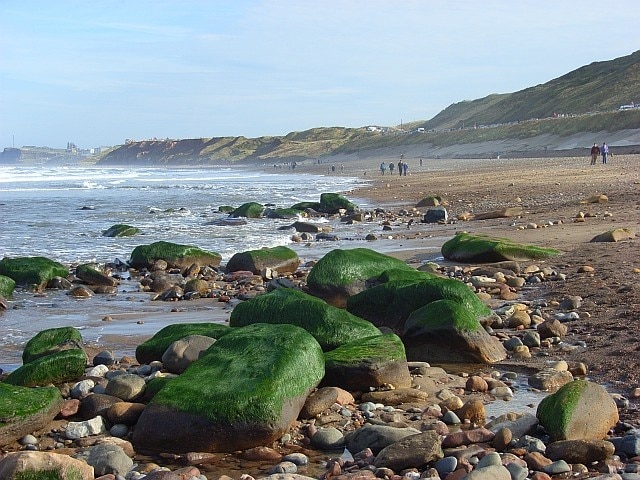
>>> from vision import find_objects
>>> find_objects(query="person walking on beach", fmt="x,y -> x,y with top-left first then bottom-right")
389,162 -> 394,175
590,143 -> 600,165
601,143 -> 609,164
380,162 -> 387,175
397,160 -> 403,175
403,162 -> 409,176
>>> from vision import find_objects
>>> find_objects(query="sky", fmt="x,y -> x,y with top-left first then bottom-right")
1,1 -> 639,149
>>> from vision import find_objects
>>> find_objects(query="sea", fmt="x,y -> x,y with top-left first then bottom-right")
0,164 -> 444,372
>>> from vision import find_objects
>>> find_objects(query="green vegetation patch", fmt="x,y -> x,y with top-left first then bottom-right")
403,299 -> 484,337
136,323 -> 231,364
218,205 -> 235,213
307,248 -> 412,289
4,349 -> 87,387
22,326 -> 83,364
324,333 -> 406,368
150,323 -> 325,424
129,241 -> 222,269
265,207 -> 301,219
442,232 -> 560,263
537,379 -> 588,439
229,202 -> 265,218
229,288 -> 380,350
0,382 -> 61,429
289,201 -> 320,211
102,224 -> 141,237
0,256 -> 69,290
143,376 -> 174,402
0,274 -> 16,297
318,193 -> 358,214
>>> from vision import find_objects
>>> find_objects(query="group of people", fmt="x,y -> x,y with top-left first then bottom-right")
380,160 -> 409,176
590,142 -> 610,165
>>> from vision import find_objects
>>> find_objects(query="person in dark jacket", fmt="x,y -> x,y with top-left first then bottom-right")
590,143 -> 600,165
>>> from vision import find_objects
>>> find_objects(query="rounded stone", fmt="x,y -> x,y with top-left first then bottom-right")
93,350 -> 116,366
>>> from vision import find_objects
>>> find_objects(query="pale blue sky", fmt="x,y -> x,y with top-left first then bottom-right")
1,1 -> 638,149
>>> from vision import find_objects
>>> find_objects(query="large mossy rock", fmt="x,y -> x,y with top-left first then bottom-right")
536,380 -> 619,442
306,248 -> 413,307
318,193 -> 358,214
229,202 -> 265,218
323,334 -> 412,391
75,264 -> 118,287
347,268 -> 490,332
0,451 -> 95,480
225,246 -> 300,275
264,207 -> 302,219
229,288 -> 380,351
402,299 -> 506,364
22,326 -> 84,364
102,224 -> 141,237
4,349 -> 87,387
0,257 -> 69,290
133,323 -> 325,453
0,383 -> 63,447
441,232 -> 560,263
129,241 -> 222,270
136,323 -> 231,365
0,275 -> 16,297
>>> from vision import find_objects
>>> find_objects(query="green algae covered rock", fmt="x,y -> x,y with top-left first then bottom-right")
441,232 -> 560,263
536,380 -> 619,441
142,376 -> 174,402
306,248 -> 413,307
102,224 -> 141,237
22,326 -> 84,364
133,323 -> 325,453
318,193 -> 358,214
0,275 -> 16,298
347,270 -> 490,331
225,246 -> 300,275
0,383 -> 63,448
402,299 -> 506,364
75,264 -> 118,287
136,323 -> 231,365
290,201 -> 320,211
264,207 -> 302,219
129,241 -> 222,270
5,349 -> 87,387
323,334 -> 411,391
229,202 -> 265,218
0,257 -> 69,291
229,288 -> 380,351
218,205 -> 235,213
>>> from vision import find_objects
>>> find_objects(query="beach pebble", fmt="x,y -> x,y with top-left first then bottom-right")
65,416 -> 107,439
110,423 -> 129,438
310,427 -> 345,450
105,374 -> 146,401
87,364 -> 110,377
93,351 -> 116,366
71,379 -> 95,399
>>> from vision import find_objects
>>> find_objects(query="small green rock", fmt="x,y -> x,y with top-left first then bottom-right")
5,349 -> 87,387
0,274 -> 16,297
22,326 -> 83,364
102,224 -> 141,237
0,257 -> 69,290
130,241 -> 222,269
442,232 -> 560,263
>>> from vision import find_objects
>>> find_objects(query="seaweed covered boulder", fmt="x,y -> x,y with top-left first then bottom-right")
229,202 -> 265,218
402,299 -> 506,363
536,380 -> 619,441
136,323 -> 231,365
225,246 -> 300,275
306,248 -> 413,307
129,241 -> 222,270
102,224 -> 141,237
347,268 -> 490,332
76,263 -> 118,287
22,326 -> 84,364
0,383 -> 63,447
229,288 -> 380,351
441,232 -> 560,263
4,349 -> 87,387
264,207 -> 302,219
133,323 -> 325,453
317,193 -> 358,214
0,256 -> 69,290
323,334 -> 412,391
0,274 -> 15,298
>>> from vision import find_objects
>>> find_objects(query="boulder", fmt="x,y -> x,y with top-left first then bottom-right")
300,387 -> 354,419
136,323 -> 230,365
264,207 -> 301,219
545,439 -> 615,463
416,195 -> 442,207
374,430 -> 443,470
75,263 -> 118,287
105,374 -> 146,401
347,268 -> 490,331
229,202 -> 265,218
226,246 -> 300,275
317,193 -> 358,214
133,323 -> 325,453
306,248 -> 413,307
291,221 -> 322,233
0,451 -> 94,480
590,228 -> 635,242
161,334 -> 218,374
229,288 -> 380,351
402,299 -> 506,364
528,368 -> 574,392
0,383 -> 62,447
0,274 -> 15,297
102,224 -> 141,237
345,424 -> 421,455
536,380 -> 619,441
0,256 -> 69,290
22,326 -> 83,364
129,241 -> 222,270
422,206 -> 448,224
441,232 -> 560,263
4,349 -> 87,387
323,334 -> 412,390
75,443 -> 134,476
